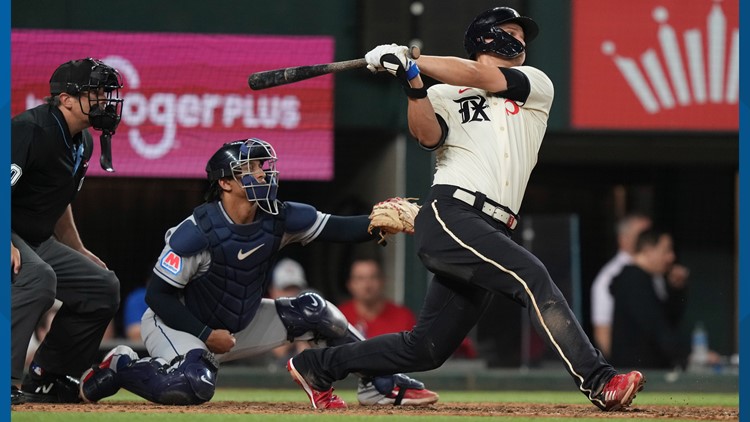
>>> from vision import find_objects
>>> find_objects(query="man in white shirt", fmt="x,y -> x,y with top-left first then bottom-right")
591,214 -> 690,358
590,214 -> 652,357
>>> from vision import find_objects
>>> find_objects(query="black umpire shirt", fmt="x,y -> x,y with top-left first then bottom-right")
11,104 -> 94,246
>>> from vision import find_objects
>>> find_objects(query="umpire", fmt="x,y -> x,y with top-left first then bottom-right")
11,58 -> 124,404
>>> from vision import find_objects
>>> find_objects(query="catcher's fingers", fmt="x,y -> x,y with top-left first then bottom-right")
377,230 -> 389,246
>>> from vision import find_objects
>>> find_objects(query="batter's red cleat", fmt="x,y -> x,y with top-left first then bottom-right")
598,371 -> 646,411
287,358 -> 346,409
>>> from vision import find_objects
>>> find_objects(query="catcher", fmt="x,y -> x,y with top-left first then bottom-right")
79,138 -> 436,409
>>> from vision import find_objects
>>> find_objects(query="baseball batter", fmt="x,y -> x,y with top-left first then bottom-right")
79,138 -> 438,408
288,7 -> 645,412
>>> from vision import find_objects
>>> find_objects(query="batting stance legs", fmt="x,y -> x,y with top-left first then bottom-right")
80,293 -> 382,405
291,186 -> 618,409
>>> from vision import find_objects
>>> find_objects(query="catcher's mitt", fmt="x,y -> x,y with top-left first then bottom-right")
368,197 -> 421,245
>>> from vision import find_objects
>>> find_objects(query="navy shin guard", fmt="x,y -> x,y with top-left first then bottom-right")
118,349 -> 219,405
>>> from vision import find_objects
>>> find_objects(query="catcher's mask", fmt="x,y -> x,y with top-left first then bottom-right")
464,7 -> 539,60
206,138 -> 279,214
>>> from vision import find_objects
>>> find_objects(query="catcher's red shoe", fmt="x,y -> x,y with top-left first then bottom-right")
287,358 -> 346,409
598,371 -> 645,411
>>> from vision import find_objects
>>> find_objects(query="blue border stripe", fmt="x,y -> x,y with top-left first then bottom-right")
739,0 -> 748,415
2,0 -> 10,417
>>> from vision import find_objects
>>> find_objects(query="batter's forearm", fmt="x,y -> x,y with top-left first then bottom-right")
416,55 -> 509,92
408,100 -> 443,148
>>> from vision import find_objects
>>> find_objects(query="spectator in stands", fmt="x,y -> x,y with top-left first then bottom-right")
267,258 -> 312,362
338,258 -> 416,338
269,258 -> 309,300
590,213 -> 652,357
610,228 -> 691,369
339,258 -> 476,358
123,284 -> 149,343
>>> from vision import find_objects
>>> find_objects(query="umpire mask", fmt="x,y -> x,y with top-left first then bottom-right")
50,58 -> 124,133
50,58 -> 124,171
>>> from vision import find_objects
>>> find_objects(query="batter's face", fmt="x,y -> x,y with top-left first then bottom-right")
497,23 -> 526,46
480,22 -> 526,66
347,260 -> 385,306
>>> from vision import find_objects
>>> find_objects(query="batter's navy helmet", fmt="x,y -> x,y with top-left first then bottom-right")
205,138 -> 279,214
464,7 -> 539,60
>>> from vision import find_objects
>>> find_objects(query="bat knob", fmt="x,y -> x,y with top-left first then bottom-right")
409,45 -> 421,60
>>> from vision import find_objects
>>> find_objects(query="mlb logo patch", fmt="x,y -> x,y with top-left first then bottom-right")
160,250 -> 182,275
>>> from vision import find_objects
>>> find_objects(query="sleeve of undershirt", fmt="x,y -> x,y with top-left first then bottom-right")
145,272 -> 213,342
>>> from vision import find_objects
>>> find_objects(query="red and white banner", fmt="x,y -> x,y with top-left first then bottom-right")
11,29 -> 334,179
571,0 -> 738,131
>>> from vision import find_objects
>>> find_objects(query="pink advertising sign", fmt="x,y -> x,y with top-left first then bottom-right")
11,29 -> 334,179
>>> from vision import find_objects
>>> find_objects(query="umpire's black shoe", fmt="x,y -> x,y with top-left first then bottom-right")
21,363 -> 82,403
11,385 -> 25,405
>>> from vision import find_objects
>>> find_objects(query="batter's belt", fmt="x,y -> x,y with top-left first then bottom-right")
450,187 -> 519,230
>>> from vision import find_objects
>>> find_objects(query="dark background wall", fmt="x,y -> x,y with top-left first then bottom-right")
12,0 -> 738,355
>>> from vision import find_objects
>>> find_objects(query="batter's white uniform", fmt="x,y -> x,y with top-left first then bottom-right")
430,65 -> 553,213
294,61 -> 629,408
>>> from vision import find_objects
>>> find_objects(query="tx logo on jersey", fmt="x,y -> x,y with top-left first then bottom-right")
454,96 -> 489,124
237,244 -> 265,261
160,250 -> 183,275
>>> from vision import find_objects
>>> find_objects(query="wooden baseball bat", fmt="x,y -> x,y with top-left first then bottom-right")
248,46 -> 421,90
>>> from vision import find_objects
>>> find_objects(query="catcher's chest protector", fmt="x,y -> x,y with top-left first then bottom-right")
183,202 -> 284,332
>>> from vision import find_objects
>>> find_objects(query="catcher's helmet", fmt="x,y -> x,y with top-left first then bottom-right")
205,138 -> 280,214
464,7 -> 539,60
50,58 -> 124,133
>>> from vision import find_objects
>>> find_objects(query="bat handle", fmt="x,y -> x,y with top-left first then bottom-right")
408,45 -> 421,60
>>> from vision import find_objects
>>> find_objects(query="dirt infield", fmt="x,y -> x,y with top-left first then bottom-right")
12,401 -> 739,420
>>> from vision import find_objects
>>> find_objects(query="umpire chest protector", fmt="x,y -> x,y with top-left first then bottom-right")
179,202 -> 285,333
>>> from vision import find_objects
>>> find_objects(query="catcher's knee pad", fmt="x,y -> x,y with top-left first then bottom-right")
119,349 -> 218,405
275,292 -> 350,341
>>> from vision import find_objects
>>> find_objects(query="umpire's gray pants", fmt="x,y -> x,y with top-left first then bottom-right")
11,233 -> 120,382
